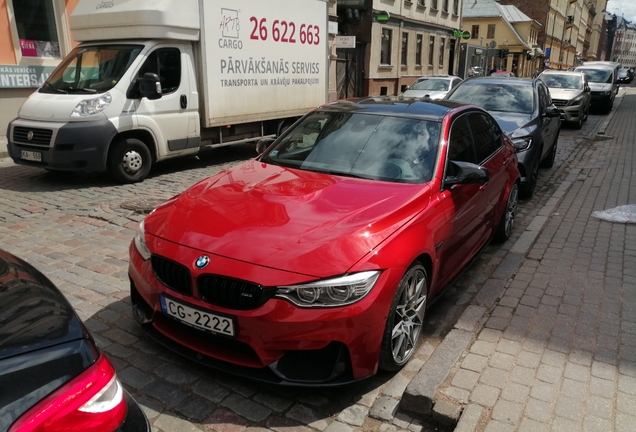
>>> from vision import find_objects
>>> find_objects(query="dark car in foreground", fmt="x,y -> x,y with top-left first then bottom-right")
129,97 -> 520,386
445,77 -> 561,198
0,249 -> 149,432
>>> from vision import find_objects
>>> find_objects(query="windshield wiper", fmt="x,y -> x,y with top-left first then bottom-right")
41,82 -> 67,94
307,168 -> 373,180
66,88 -> 98,94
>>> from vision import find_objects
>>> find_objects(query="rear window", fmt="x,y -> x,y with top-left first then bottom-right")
447,83 -> 534,114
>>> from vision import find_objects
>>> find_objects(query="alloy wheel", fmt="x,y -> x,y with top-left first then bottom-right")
391,268 -> 427,365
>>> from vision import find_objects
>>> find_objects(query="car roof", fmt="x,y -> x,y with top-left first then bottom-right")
415,75 -> 459,80
540,70 -> 584,77
458,76 -> 535,85
320,97 -> 470,121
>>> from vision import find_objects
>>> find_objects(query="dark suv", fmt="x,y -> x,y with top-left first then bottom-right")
445,77 -> 561,198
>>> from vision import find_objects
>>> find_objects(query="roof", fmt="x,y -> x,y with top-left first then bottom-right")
457,77 -> 536,86
462,0 -> 538,50
320,97 -> 468,120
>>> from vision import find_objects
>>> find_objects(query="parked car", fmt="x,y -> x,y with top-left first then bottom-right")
538,70 -> 591,129
617,67 -> 632,84
574,61 -> 620,114
468,66 -> 483,77
0,248 -> 149,432
445,77 -> 561,198
402,75 -> 463,99
129,97 -> 520,385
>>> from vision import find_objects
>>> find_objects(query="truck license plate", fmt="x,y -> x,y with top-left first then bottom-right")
21,150 -> 42,162
160,295 -> 235,337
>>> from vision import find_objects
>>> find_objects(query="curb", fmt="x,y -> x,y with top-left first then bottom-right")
400,93 -> 625,425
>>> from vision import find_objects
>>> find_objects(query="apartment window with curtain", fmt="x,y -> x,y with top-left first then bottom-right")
10,0 -> 61,58
381,28 -> 392,65
429,35 -> 435,65
487,24 -> 496,39
431,0 -> 438,10
401,32 -> 409,66
442,0 -> 449,13
416,34 -> 423,65
417,0 -> 425,6
439,38 -> 445,66
453,0 -> 459,15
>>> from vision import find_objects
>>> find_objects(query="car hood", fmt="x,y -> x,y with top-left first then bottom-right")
588,82 -> 612,92
144,161 -> 432,277
548,88 -> 584,100
0,250 -> 90,361
402,89 -> 448,100
488,112 -> 535,137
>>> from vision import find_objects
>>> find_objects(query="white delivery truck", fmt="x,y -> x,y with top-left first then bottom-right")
6,0 -> 328,183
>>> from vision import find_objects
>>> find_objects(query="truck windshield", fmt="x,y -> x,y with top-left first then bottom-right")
40,44 -> 143,94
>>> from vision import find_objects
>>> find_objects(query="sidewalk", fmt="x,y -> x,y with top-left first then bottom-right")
0,136 -> 7,159
412,91 -> 636,431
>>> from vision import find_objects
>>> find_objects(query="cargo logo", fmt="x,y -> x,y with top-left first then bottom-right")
96,1 -> 114,9
219,8 -> 243,49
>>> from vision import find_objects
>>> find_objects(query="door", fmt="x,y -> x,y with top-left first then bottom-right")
437,114 -> 486,286
537,82 -> 559,160
133,45 -> 193,155
336,46 -> 364,99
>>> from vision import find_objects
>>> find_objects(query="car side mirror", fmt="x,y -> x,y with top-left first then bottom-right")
544,106 -> 561,118
140,73 -> 162,100
445,161 -> 490,188
256,138 -> 276,154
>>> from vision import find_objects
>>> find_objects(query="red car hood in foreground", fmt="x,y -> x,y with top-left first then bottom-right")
145,160 -> 432,277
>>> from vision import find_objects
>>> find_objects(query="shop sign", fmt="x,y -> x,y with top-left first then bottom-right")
0,65 -> 57,89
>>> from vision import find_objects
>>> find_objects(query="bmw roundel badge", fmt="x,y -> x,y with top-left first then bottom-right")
194,255 -> 210,270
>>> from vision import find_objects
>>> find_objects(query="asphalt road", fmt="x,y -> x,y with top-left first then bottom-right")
0,109 -> 609,432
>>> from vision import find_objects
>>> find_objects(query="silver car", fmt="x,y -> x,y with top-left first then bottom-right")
538,70 -> 591,129
402,75 -> 463,100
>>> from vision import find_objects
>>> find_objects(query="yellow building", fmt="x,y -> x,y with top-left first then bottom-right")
462,0 -> 542,77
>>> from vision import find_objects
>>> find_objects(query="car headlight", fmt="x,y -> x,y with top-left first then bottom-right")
511,136 -> 533,152
134,220 -> 151,260
71,92 -> 112,117
275,271 -> 381,307
569,97 -> 582,106
600,91 -> 611,96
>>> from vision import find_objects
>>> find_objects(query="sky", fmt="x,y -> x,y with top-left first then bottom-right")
606,0 -> 636,24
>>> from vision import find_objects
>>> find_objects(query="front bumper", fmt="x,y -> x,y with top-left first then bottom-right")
128,242 -> 402,386
7,118 -> 117,172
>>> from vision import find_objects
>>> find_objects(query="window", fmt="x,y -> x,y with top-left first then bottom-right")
381,28 -> 392,65
10,0 -> 60,58
472,25 -> 479,40
448,116 -> 477,164
469,114 -> 502,162
453,0 -> 459,15
418,0 -> 425,6
139,48 -> 182,94
487,24 -> 496,39
442,0 -> 449,13
401,32 -> 409,66
416,34 -> 423,65
431,0 -> 438,10
439,38 -> 445,66
429,36 -> 435,65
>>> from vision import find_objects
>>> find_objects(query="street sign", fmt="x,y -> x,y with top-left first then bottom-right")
375,11 -> 390,22
335,35 -> 356,49
488,41 -> 497,49
453,30 -> 471,39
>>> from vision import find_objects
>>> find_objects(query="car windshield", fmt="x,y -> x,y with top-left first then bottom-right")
410,79 -> 450,91
260,111 -> 441,184
41,44 -> 143,94
619,69 -> 629,77
578,68 -> 613,84
539,74 -> 583,89
447,83 -> 534,114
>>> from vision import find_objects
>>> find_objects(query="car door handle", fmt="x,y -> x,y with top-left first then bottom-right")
180,95 -> 187,109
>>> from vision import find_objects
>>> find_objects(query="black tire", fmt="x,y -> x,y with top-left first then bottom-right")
494,183 -> 518,243
379,263 -> 428,372
540,132 -> 559,169
107,138 -> 152,184
583,105 -> 589,123
574,112 -> 583,129
520,153 -> 540,199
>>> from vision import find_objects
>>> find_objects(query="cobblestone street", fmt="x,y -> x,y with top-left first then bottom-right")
0,96 -> 624,431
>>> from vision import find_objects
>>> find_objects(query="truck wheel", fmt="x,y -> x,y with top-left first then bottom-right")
108,138 -> 152,183
379,262 -> 428,372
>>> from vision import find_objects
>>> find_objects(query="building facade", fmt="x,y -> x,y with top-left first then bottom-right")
338,0 -> 463,96
498,0 -> 604,70
611,15 -> 636,67
462,0 -> 542,77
